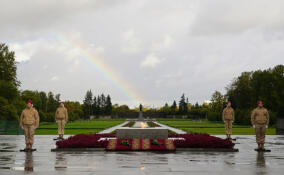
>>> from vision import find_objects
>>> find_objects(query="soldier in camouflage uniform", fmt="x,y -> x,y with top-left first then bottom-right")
55,102 -> 68,139
222,101 -> 235,140
251,100 -> 269,150
20,100 -> 39,151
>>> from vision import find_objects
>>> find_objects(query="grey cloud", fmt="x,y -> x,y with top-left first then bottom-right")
191,0 -> 284,36
1,0 -> 284,107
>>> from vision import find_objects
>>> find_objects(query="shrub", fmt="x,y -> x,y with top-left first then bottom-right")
207,111 -> 220,121
0,104 -> 18,121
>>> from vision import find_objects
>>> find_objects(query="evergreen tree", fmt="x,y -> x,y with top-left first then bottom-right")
178,93 -> 188,115
105,95 -> 112,115
92,96 -> 97,115
101,94 -> 106,114
97,95 -> 101,115
83,90 -> 93,117
171,100 -> 177,114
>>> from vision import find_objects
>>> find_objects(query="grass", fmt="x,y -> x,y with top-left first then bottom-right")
35,119 -> 125,135
157,118 -> 276,135
181,128 -> 276,135
11,118 -> 277,135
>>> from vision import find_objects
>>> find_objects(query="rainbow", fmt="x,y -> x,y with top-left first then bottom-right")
56,34 -> 143,106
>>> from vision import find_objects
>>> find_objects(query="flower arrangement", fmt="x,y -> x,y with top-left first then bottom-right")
56,133 -> 234,150
169,134 -> 234,149
151,139 -> 162,146
120,140 -> 131,146
56,134 -> 113,148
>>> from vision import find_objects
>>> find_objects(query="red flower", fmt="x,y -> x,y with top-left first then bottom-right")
170,134 -> 234,149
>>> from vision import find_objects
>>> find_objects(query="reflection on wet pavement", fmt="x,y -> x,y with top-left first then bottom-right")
0,135 -> 283,175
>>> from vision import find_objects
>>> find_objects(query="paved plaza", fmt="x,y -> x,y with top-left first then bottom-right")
0,135 -> 284,175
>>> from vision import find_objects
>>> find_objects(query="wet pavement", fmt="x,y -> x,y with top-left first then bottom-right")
0,135 -> 284,175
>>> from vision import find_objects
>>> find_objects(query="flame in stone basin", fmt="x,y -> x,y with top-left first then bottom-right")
140,122 -> 147,128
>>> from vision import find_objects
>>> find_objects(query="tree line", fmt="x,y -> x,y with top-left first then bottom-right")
82,90 -> 112,118
1,43 -> 283,125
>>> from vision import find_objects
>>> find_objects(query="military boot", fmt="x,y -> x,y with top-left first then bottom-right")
228,134 -> 232,140
260,144 -> 264,150
29,144 -> 33,151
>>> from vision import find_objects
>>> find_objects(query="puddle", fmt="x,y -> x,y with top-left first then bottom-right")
0,135 -> 284,174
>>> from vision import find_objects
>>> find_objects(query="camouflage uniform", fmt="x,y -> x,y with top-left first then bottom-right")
55,106 -> 68,138
20,107 -> 39,149
251,107 -> 269,149
222,107 -> 235,137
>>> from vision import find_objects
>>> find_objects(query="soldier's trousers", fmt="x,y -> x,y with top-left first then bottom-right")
57,120 -> 65,135
224,120 -> 233,135
255,124 -> 266,144
23,125 -> 35,145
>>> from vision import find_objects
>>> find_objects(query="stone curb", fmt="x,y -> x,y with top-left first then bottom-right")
51,148 -> 238,152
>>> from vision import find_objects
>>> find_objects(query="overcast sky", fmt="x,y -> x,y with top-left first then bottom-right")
1,0 -> 284,107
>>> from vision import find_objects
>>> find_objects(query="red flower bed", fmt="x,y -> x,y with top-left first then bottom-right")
169,134 -> 234,149
56,134 -> 114,148
56,133 -> 234,149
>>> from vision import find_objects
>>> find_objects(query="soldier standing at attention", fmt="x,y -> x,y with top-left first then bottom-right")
251,100 -> 270,151
222,101 -> 235,140
55,102 -> 68,139
20,100 -> 39,151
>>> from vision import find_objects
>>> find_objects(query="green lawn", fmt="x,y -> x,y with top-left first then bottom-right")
35,119 -> 125,135
181,127 -> 275,135
157,118 -> 276,135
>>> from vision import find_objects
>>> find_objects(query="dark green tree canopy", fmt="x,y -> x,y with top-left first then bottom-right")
0,43 -> 19,86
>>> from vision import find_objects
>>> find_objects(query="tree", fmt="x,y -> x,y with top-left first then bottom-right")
97,95 -> 101,115
92,96 -> 98,115
83,90 -> 93,117
39,91 -> 47,112
226,72 -> 253,109
64,101 -> 83,121
171,100 -> 177,114
210,91 -> 225,113
0,80 -> 18,102
225,64 -> 284,119
178,94 -> 188,115
47,92 -> 58,113
0,104 -> 18,121
113,104 -> 129,113
0,43 -> 19,86
160,103 -> 171,114
105,95 -> 112,115
100,94 -> 106,114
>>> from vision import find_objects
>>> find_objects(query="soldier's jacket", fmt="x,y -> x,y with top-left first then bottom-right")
55,107 -> 68,121
222,107 -> 235,121
20,108 -> 39,127
251,107 -> 270,125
